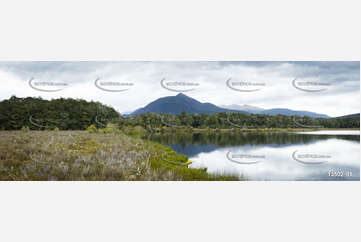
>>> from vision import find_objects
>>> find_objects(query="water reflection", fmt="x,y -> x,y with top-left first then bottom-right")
295,130 -> 360,135
146,132 -> 360,181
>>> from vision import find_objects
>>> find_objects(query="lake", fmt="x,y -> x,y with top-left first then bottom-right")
146,131 -> 360,181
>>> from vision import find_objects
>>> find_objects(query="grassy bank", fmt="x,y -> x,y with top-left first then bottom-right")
0,130 -> 241,181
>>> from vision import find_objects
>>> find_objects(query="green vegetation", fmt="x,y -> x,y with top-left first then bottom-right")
0,96 -> 119,130
0,130 -> 241,181
122,112 -> 359,131
0,96 -> 358,181
0,96 -> 359,132
21,125 -> 30,132
86,124 -> 98,133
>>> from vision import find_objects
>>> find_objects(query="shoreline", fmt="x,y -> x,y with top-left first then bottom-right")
125,127 -> 360,135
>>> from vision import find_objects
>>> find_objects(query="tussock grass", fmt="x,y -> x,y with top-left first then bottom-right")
0,131 -> 241,181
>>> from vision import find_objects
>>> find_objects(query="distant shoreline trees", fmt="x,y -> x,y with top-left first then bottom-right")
0,96 -> 359,130
121,112 -> 360,130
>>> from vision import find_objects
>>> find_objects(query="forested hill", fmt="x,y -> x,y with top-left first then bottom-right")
0,96 -> 120,130
335,113 -> 360,119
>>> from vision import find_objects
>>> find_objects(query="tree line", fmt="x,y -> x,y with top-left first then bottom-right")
0,96 -> 359,130
122,111 -> 360,130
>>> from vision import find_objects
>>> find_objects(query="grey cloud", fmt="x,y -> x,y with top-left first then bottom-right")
0,61 -> 359,117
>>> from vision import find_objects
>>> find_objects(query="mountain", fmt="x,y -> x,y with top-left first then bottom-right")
131,93 -> 330,118
334,113 -> 360,119
259,108 -> 329,118
131,93 -> 245,115
220,104 -> 265,113
222,104 -> 329,118
120,111 -> 133,117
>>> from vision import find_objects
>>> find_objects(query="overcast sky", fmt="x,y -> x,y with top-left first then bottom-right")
0,61 -> 359,117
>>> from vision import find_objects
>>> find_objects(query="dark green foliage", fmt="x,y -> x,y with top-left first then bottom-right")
0,96 -> 120,130
120,112 -> 360,130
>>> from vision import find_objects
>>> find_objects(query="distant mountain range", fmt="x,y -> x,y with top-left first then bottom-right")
221,104 -> 329,118
335,113 -> 360,119
220,104 -> 265,113
131,93 -> 330,118
261,109 -> 329,118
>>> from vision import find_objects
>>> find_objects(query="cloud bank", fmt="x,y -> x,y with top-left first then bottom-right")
0,61 -> 359,117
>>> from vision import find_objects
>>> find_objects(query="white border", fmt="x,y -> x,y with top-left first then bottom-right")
0,0 -> 360,241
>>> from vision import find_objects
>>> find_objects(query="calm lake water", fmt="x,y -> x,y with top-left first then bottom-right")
147,131 -> 360,181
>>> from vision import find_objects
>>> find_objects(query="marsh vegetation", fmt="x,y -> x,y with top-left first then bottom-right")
0,130 -> 240,181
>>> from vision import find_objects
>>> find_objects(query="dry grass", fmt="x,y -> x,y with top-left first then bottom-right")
0,131 -> 240,181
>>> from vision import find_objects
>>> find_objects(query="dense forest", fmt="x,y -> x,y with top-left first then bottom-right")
0,96 -> 359,130
123,111 -> 359,130
0,96 -> 120,130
